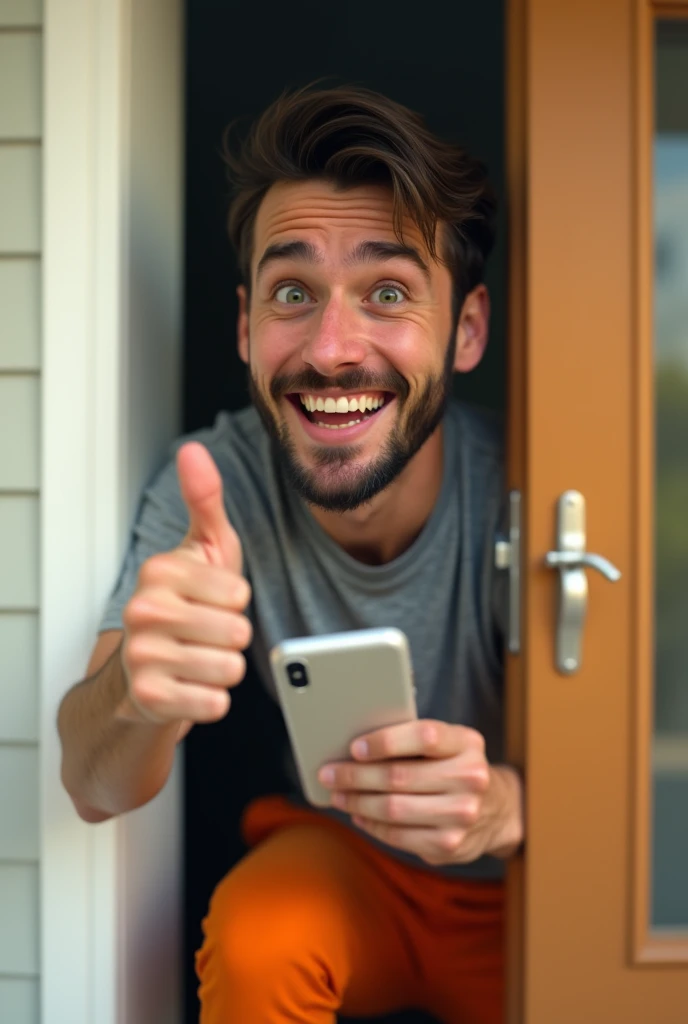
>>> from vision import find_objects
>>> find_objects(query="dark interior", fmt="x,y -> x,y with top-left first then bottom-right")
183,1 -> 505,1020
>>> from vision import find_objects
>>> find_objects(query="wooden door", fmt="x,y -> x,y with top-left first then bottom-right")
505,0 -> 688,1020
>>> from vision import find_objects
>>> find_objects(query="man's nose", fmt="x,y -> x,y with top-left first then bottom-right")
300,295 -> 367,376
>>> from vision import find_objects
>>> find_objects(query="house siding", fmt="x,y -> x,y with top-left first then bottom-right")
0,3 -> 42,1023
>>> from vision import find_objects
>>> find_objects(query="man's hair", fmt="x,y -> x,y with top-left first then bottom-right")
223,85 -> 497,310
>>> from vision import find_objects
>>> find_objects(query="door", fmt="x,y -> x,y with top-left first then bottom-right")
506,0 -> 688,1020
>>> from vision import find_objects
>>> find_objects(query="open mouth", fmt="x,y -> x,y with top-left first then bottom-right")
287,391 -> 394,431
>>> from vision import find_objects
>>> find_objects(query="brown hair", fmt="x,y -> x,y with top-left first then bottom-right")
223,85 -> 497,310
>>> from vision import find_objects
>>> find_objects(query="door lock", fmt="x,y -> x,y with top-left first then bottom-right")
494,490 -> 522,655
544,490 -> 621,674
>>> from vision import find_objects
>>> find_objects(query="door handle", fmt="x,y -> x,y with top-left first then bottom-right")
544,490 -> 622,674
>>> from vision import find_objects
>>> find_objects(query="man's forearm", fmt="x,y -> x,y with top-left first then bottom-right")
58,645 -> 183,820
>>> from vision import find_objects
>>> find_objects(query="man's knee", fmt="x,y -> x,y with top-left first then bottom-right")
197,849 -> 346,985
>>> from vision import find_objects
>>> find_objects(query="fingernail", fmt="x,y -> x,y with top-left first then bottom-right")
319,767 -> 335,785
331,792 -> 346,809
352,740 -> 368,758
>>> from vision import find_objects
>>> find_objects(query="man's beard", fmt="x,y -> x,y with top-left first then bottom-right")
249,339 -> 456,513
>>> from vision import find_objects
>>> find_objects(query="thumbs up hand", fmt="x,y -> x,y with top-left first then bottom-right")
120,443 -> 252,727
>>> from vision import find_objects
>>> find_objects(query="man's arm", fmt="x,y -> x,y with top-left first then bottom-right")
58,631 -> 189,821
58,443 -> 251,823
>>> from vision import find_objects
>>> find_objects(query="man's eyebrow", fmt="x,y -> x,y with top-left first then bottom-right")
255,240 -> 324,279
344,240 -> 431,280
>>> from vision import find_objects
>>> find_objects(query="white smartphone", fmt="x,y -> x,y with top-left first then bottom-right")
270,627 -> 417,807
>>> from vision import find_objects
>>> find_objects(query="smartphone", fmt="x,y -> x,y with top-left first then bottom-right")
270,627 -> 417,806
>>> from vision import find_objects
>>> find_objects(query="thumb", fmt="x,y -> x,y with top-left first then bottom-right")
177,442 -> 242,570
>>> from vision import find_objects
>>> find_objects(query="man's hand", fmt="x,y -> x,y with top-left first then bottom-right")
119,442 -> 252,728
318,720 -> 523,866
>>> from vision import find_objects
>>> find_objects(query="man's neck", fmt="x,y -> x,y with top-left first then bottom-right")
309,425 -> 445,565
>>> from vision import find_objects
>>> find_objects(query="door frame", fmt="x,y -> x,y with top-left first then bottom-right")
40,2 -> 184,1022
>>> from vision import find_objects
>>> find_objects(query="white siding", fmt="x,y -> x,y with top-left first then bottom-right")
0,260 -> 41,369
0,864 -> 39,974
0,375 -> 40,488
0,496 -> 39,607
1,7 -> 42,1017
0,745 -> 39,859
0,146 -> 41,252
0,613 -> 38,741
0,979 -> 39,1024
0,32 -> 41,139
0,1 -> 41,26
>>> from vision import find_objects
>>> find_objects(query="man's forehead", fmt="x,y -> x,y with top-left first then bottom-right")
253,180 -> 427,257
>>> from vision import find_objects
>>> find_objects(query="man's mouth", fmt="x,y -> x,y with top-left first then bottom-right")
287,391 -> 392,431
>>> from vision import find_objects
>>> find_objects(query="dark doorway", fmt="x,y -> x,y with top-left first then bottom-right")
183,2 -> 506,1020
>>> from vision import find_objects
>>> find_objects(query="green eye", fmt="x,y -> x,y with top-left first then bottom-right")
372,286 -> 404,304
275,285 -> 309,304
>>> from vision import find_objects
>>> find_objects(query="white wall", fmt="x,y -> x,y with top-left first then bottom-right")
0,2 -> 43,1021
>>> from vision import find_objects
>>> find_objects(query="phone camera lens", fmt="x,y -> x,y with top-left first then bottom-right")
286,662 -> 309,688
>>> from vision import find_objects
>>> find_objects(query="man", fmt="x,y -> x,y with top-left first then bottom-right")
58,85 -> 523,1024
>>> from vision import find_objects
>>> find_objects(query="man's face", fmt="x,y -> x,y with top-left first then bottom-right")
238,180 -> 487,512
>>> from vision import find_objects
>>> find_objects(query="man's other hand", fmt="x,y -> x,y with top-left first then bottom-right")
318,720 -> 524,866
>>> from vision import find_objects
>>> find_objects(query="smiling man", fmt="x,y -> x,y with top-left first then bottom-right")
57,86 -> 522,1024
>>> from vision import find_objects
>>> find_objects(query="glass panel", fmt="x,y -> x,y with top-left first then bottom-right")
652,18 -> 688,931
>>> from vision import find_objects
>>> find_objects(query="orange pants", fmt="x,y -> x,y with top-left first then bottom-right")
196,795 -> 504,1024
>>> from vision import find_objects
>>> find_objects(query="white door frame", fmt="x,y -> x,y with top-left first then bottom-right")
40,2 -> 184,1021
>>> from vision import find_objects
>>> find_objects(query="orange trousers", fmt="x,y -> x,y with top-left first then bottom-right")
195,795 -> 504,1024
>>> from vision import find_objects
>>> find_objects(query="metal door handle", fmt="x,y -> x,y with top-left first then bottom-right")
544,550 -> 621,581
544,491 -> 621,674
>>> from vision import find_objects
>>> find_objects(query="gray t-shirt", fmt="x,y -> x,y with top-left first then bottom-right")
101,398 -> 507,879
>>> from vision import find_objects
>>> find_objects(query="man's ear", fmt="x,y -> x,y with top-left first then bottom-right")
453,284 -> 490,373
237,284 -> 249,364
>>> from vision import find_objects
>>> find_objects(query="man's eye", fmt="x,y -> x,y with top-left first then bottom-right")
275,285 -> 310,305
371,286 -> 404,305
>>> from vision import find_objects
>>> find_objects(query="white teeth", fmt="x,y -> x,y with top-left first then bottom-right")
299,393 -> 387,414
315,419 -> 362,429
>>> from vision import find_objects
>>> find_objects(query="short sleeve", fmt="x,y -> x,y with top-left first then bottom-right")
98,458 -> 189,633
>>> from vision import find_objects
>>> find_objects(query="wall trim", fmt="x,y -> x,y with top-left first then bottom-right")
40,2 -> 184,1022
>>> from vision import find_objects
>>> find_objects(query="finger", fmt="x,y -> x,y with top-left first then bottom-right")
352,815 -> 464,866
350,720 -> 485,762
138,553 -> 251,611
177,442 -> 242,571
173,643 -> 247,686
124,593 -> 252,649
127,635 -> 248,688
330,790 -> 481,830
319,756 -> 486,795
130,671 -> 233,724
